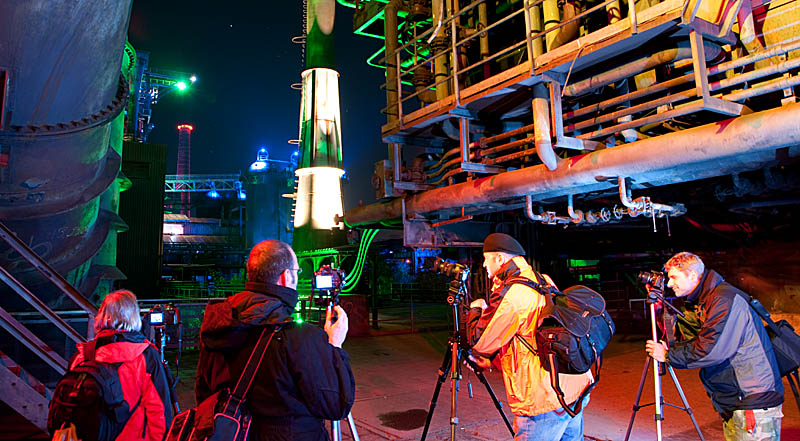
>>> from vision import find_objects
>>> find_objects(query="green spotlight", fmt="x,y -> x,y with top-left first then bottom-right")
176,81 -> 187,91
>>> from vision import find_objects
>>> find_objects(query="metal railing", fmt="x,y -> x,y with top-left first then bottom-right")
379,0 -> 642,122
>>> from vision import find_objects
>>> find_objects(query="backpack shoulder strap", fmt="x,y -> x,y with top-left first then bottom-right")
228,323 -> 285,404
83,340 -> 98,363
749,297 -> 781,334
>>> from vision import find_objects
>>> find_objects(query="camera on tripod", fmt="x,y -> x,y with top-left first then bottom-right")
638,270 -> 666,293
430,257 -> 470,282
312,264 -> 345,307
145,304 -> 182,364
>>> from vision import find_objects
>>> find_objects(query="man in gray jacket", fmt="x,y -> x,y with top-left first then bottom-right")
646,252 -> 783,440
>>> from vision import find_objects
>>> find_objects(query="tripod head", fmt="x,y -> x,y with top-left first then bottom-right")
446,267 -> 470,306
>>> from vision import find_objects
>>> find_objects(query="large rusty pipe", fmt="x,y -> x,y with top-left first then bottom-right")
563,41 -> 723,97
344,103 -> 800,226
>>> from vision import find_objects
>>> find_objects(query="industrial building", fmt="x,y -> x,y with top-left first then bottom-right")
0,0 -> 798,438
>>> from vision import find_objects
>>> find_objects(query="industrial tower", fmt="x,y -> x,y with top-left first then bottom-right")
292,0 -> 347,253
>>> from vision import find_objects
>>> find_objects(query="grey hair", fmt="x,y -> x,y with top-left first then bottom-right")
665,252 -> 705,276
94,290 -> 142,332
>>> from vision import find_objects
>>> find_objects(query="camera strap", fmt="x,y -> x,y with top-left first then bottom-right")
221,323 -> 285,416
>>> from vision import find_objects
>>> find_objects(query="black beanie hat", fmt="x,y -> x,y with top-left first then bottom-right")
483,233 -> 526,256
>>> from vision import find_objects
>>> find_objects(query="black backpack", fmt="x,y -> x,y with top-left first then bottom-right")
508,274 -> 615,417
47,340 -> 139,441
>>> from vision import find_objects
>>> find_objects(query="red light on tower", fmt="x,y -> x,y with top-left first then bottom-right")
177,124 -> 193,215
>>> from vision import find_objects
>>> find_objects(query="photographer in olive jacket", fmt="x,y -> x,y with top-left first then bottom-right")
646,252 -> 783,440
196,240 -> 354,441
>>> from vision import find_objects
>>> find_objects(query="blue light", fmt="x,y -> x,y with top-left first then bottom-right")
249,161 -> 267,172
206,190 -> 221,199
293,151 -> 299,156
238,191 -> 247,200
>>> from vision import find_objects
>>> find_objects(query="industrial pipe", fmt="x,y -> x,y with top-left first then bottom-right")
548,1 -> 580,51
567,194 -> 584,223
532,83 -> 558,170
525,195 -> 548,221
564,38 -> 800,121
563,41 -> 723,97
344,102 -> 800,226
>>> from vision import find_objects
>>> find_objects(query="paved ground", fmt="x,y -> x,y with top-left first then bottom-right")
173,331 -> 800,441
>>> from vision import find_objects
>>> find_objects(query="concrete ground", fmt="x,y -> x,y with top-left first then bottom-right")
173,331 -> 800,441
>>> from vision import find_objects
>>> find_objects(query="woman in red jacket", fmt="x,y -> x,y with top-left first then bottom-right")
70,290 -> 175,441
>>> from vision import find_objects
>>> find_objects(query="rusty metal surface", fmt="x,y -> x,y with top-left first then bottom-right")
0,0 -> 133,303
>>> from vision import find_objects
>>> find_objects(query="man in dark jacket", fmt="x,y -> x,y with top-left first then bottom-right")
196,240 -> 355,441
646,252 -> 784,440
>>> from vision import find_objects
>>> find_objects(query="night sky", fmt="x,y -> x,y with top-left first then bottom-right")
128,1 -> 388,210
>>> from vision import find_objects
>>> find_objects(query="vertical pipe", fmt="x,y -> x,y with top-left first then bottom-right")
532,83 -> 557,170
543,0 -> 561,52
432,0 -> 451,100
530,3 -> 545,58
450,0 -> 461,105
478,2 -> 490,78
384,0 -> 400,125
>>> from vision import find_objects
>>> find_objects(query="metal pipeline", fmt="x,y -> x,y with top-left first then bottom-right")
344,102 -> 800,226
563,40 -> 723,97
532,83 -> 558,170
564,38 -> 800,122
525,195 -> 548,221
567,194 -> 584,223
548,1 -> 580,51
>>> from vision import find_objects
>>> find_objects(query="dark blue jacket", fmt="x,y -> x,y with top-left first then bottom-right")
667,270 -> 783,416
196,282 -> 355,441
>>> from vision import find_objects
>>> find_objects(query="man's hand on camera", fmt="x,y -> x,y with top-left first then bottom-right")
470,299 -> 487,311
325,304 -> 348,348
646,339 -> 667,363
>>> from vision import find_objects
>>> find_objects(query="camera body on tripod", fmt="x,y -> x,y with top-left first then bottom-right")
145,304 -> 181,362
638,270 -> 666,293
312,264 -> 345,307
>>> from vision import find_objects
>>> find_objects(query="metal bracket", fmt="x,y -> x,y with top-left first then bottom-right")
689,31 -> 743,117
460,162 -> 506,174
394,181 -> 435,191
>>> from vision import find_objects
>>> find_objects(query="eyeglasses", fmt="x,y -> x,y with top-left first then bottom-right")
290,267 -> 303,274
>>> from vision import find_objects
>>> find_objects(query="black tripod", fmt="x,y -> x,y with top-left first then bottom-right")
420,272 -> 514,441
625,289 -> 705,441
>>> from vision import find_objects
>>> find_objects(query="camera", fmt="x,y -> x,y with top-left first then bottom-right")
431,257 -> 470,282
638,270 -> 666,292
312,264 -> 345,307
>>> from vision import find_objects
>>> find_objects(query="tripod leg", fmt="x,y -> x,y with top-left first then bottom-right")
346,412 -> 360,441
450,341 -> 461,441
666,365 -> 705,441
464,353 -> 514,436
331,420 -> 341,441
786,370 -> 800,413
625,357 -> 652,441
421,344 -> 453,441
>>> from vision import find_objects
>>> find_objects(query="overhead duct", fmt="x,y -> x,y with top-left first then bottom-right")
344,103 -> 800,226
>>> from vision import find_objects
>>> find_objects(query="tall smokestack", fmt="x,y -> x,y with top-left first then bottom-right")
292,0 -> 346,253
177,124 -> 193,216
